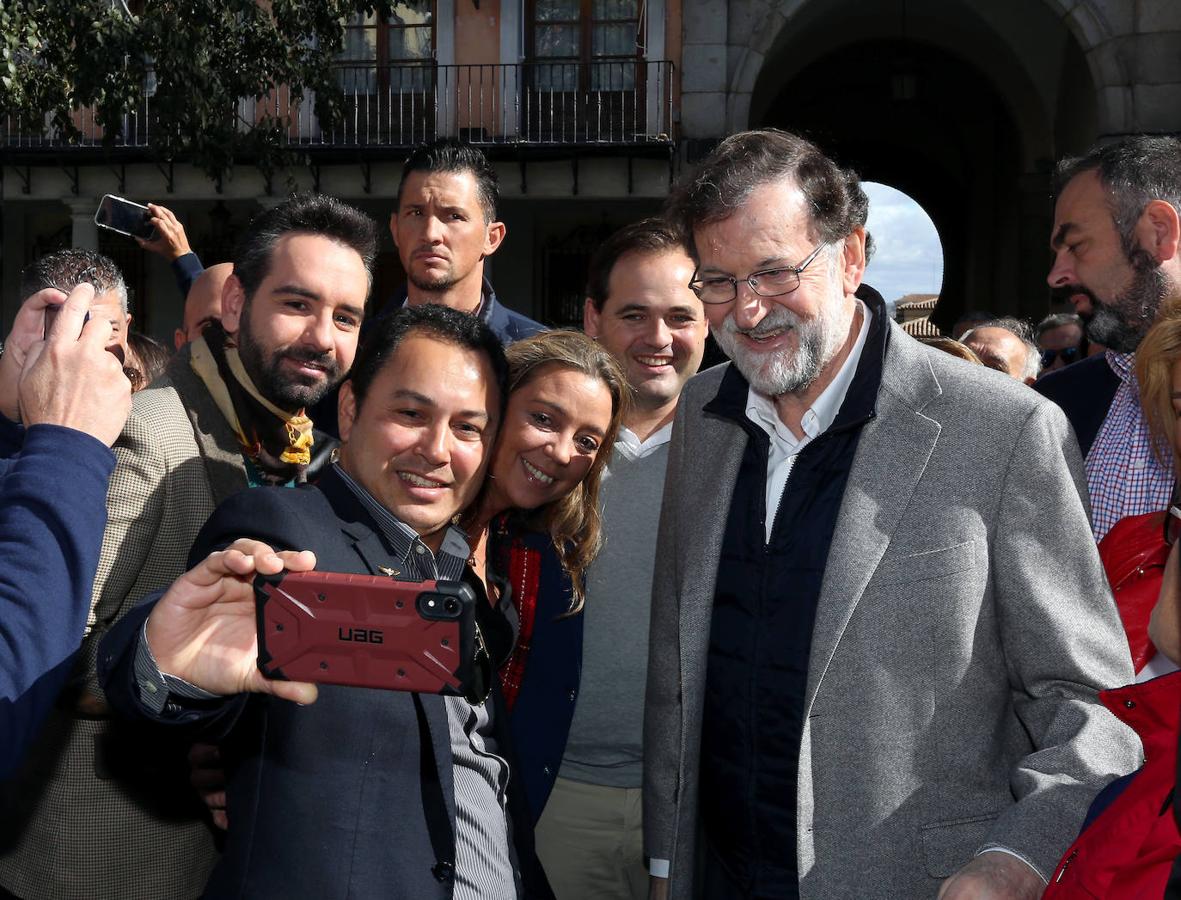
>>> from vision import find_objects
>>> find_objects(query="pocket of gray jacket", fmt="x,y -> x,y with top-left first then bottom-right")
873,540 -> 978,586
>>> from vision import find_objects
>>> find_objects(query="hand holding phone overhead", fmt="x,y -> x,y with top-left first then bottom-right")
94,194 -> 158,241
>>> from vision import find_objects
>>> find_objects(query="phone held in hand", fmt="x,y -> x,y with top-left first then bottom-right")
253,570 -> 479,696
94,194 -> 157,241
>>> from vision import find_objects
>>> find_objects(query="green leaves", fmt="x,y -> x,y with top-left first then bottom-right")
0,0 -> 396,181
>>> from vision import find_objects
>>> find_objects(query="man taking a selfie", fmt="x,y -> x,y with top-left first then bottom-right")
98,305 -> 551,899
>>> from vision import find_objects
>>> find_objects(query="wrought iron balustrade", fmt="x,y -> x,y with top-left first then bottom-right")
2,60 -> 675,151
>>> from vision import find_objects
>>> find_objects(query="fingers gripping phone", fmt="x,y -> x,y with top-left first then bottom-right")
253,571 -> 478,696
94,194 -> 157,241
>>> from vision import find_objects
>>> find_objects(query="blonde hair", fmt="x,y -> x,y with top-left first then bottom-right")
504,330 -> 631,614
1135,309 -> 1181,471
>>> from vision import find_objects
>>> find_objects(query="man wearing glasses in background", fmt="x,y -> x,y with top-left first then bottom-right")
1035,313 -> 1088,374
644,129 -> 1139,900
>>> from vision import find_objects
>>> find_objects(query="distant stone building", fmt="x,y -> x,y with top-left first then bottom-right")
895,294 -> 941,337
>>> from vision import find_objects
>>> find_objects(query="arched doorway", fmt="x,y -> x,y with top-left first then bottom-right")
734,0 -> 1097,329
862,181 -> 943,315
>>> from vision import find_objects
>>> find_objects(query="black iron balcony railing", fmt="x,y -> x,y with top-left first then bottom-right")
2,60 -> 675,151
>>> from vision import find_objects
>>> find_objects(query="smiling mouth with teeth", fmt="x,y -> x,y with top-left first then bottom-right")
746,327 -> 787,342
523,459 -> 555,485
399,471 -> 444,488
635,355 -> 673,367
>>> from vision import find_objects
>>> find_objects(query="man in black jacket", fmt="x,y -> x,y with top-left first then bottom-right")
99,305 -> 551,899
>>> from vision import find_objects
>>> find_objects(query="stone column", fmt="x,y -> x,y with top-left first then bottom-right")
66,198 -> 99,250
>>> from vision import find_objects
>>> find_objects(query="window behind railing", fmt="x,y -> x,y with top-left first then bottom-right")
333,5 -> 436,143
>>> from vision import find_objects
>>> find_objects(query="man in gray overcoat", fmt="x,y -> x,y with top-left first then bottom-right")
643,130 -> 1140,900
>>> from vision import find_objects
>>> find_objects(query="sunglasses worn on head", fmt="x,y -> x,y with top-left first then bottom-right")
1040,346 -> 1081,368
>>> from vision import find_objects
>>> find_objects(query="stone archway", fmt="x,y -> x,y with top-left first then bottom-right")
677,0 -> 1149,324
702,0 -> 1129,140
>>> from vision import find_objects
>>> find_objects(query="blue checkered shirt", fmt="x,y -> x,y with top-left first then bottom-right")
1084,351 -> 1174,541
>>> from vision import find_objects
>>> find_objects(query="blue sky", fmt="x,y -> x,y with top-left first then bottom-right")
862,181 -> 944,311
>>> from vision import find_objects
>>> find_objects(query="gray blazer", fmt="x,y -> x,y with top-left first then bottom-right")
0,348 -> 237,900
643,323 -> 1141,899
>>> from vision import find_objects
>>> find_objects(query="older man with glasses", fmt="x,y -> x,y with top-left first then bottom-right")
644,129 -> 1139,900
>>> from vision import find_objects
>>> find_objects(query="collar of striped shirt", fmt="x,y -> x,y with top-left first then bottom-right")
331,463 -> 471,581
1106,349 -> 1134,381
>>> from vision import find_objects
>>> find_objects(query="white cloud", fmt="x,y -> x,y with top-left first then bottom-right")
862,182 -> 944,309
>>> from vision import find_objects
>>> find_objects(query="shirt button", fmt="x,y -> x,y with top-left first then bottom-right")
543,766 -> 551,775
415,545 -> 425,554
141,680 -> 158,694
568,690 -> 576,701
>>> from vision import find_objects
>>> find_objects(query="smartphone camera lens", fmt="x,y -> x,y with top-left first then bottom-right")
444,598 -> 459,615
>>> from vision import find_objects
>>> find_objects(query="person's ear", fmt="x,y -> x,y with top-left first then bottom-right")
840,228 -> 867,295
1137,199 -> 1181,264
338,380 -> 357,444
220,275 -> 247,333
583,297 -> 602,337
483,220 -> 506,257
174,329 -> 186,352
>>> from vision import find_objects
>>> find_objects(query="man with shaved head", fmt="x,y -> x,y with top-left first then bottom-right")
174,262 -> 232,351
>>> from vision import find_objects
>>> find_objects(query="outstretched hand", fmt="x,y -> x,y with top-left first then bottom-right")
145,539 -> 319,705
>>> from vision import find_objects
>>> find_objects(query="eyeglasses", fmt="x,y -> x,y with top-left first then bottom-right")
1039,346 -> 1081,368
688,244 -> 828,305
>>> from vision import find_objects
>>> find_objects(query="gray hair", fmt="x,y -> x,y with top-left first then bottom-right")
665,129 -> 874,261
1035,312 -> 1083,340
20,248 -> 128,313
1054,135 -> 1181,258
963,317 -> 1041,381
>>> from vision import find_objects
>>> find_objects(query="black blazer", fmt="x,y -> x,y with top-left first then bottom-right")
1033,353 -> 1120,457
99,467 -> 551,900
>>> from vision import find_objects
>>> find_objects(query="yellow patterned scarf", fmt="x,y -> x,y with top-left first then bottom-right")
189,323 -> 314,484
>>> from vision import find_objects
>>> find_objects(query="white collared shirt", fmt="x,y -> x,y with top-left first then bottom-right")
614,422 -> 673,461
745,300 -> 872,541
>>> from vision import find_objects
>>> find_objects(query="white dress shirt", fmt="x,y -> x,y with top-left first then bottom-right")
745,301 -> 872,541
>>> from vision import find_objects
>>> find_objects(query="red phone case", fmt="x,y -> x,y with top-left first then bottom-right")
254,571 -> 476,694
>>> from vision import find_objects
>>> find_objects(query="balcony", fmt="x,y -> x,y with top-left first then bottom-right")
1,60 -> 676,156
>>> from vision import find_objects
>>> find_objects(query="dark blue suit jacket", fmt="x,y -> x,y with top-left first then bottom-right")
1034,353 -> 1121,456
99,466 -> 551,900
0,419 -> 115,777
494,527 -> 583,824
